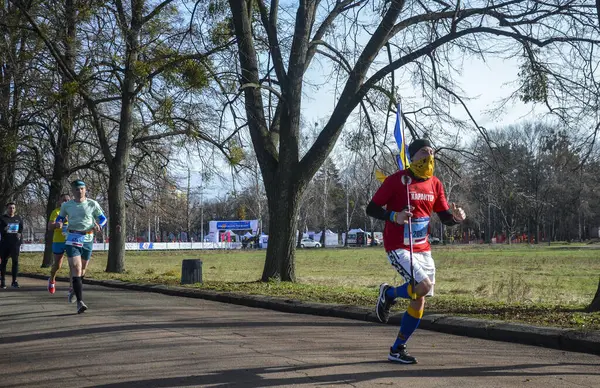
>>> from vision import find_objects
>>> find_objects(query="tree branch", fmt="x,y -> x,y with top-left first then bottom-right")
130,116 -> 230,165
113,0 -> 130,37
269,0 -> 279,26
136,40 -> 236,96
390,0 -> 578,38
256,0 -> 288,92
68,160 -> 106,175
228,0 -> 279,179
358,26 -> 600,107
142,0 -> 178,25
287,1 -> 319,85
297,0 -> 406,182
10,0 -> 76,80
12,0 -> 113,164
304,0 -> 363,72
310,40 -> 353,72
240,82 -> 283,100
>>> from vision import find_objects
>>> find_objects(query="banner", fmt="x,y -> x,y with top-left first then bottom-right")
18,242 -> 243,252
215,221 -> 252,230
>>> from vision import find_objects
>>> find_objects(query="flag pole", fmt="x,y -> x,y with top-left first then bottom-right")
399,99 -> 415,297
405,177 -> 415,296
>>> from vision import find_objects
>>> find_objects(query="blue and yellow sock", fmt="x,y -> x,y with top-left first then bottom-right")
385,282 -> 416,300
392,305 -> 423,349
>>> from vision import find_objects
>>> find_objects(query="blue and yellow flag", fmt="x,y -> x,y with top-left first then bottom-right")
394,102 -> 410,170
376,102 -> 411,183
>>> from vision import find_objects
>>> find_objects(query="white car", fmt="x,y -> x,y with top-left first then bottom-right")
300,238 -> 321,248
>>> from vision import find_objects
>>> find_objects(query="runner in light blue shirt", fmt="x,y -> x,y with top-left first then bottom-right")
55,180 -> 107,314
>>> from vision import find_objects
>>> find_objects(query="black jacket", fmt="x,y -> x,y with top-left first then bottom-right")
0,214 -> 24,246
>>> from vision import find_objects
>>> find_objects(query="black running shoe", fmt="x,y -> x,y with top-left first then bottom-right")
388,345 -> 417,364
77,301 -> 88,314
376,283 -> 395,323
11,281 -> 19,288
67,288 -> 75,304
0,283 -> 6,289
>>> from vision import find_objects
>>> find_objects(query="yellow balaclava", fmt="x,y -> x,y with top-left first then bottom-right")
408,139 -> 435,179
409,155 -> 434,179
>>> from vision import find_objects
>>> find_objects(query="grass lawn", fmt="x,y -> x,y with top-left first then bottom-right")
17,244 -> 600,331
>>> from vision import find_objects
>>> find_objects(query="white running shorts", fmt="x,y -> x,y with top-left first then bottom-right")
387,249 -> 436,296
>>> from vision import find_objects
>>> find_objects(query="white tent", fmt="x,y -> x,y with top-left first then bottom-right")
259,234 -> 269,249
313,229 -> 339,247
242,232 -> 253,238
343,228 -> 367,245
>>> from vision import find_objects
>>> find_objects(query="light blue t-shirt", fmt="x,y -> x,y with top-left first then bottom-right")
59,199 -> 105,243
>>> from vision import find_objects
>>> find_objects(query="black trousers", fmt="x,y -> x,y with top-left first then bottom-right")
0,243 -> 20,284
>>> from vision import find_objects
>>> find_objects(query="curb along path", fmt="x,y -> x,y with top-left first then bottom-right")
22,273 -> 600,356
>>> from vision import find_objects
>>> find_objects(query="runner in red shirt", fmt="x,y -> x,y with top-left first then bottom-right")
366,139 -> 466,364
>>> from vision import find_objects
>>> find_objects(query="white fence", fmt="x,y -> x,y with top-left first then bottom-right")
20,242 -> 243,252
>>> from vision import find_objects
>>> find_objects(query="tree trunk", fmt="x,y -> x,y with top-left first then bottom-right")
228,0 -> 406,281
578,207 -> 582,242
0,91 -> 18,207
104,96 -> 134,273
42,230 -> 54,267
369,218 -> 376,246
41,112 -> 72,267
41,181 -> 63,267
0,139 -> 16,206
487,201 -> 491,243
0,2 -> 19,207
42,0 -> 75,267
105,167 -> 126,273
345,182 -> 349,247
104,74 -> 134,273
344,226 -> 350,247
296,228 -> 302,249
104,4 -> 140,272
587,277 -> 600,312
261,183 -> 301,281
596,0 -> 600,30
321,172 -> 328,247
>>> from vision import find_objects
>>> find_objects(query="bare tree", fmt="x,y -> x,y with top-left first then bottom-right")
35,0 -> 81,267
0,0 -> 39,205
225,0 -> 600,281
15,0 -> 232,272
587,0 -> 600,313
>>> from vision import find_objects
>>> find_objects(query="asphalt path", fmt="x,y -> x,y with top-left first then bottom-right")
0,277 -> 598,388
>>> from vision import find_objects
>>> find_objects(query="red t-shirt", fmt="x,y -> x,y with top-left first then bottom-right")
371,170 -> 450,252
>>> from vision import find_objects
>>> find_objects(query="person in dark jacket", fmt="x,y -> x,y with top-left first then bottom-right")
0,202 -> 24,289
